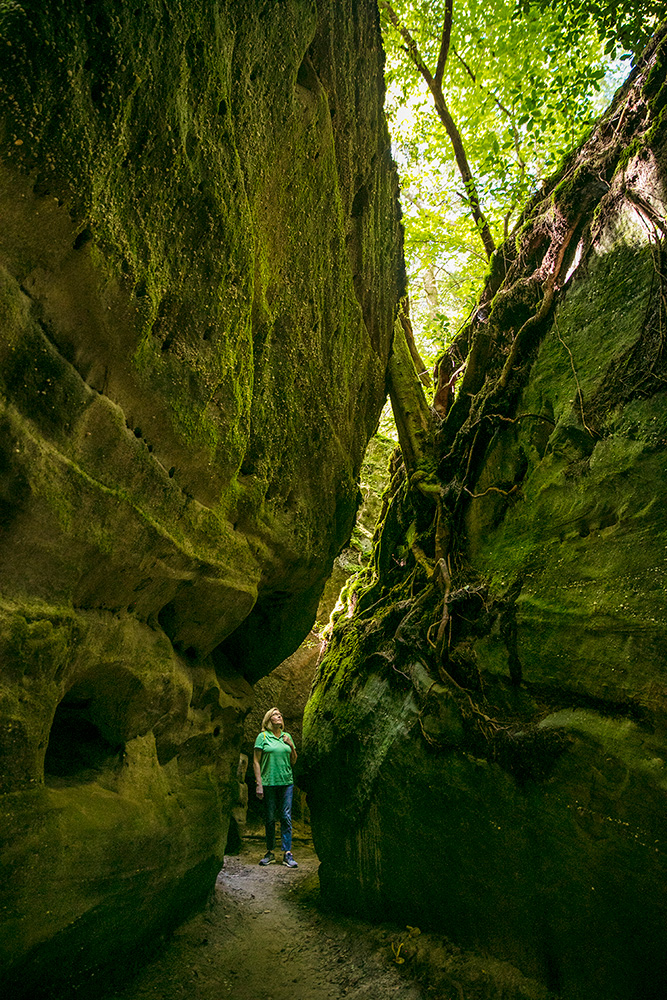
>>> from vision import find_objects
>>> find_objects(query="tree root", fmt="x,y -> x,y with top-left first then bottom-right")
553,315 -> 596,437
463,483 -> 518,499
496,215 -> 580,392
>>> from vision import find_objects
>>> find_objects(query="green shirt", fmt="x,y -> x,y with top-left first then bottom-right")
254,729 -> 294,786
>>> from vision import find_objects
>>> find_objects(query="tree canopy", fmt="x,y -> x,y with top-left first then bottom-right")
518,0 -> 664,58
380,0 -> 663,371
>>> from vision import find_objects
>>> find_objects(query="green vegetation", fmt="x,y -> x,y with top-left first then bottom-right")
519,0 -> 664,58
380,0 -> 662,367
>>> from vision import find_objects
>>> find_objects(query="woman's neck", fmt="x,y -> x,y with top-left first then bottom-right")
269,724 -> 282,736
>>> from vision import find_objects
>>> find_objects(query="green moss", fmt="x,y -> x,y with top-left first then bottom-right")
515,215 -> 535,255
642,36 -> 667,101
303,618 -> 422,819
0,0 -> 259,464
551,164 -> 585,213
0,0 -> 403,992
304,32 -> 667,1000
2,600 -> 79,679
0,266 -> 29,341
615,134 -> 646,172
465,230 -> 667,705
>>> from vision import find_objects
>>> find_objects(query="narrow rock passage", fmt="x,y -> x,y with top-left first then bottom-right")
103,841 -> 425,1000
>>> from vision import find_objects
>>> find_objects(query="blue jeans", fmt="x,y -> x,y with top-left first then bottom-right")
264,784 -> 293,853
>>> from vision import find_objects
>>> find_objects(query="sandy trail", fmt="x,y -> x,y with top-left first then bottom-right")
103,840 -> 425,1000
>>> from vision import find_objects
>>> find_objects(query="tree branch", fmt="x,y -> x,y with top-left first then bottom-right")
452,45 -> 526,239
430,92 -> 496,259
380,1 -> 496,260
434,0 -> 454,87
379,1 -> 434,85
387,312 -> 435,477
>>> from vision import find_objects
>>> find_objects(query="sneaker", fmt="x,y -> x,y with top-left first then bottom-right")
259,851 -> 275,866
282,851 -> 298,869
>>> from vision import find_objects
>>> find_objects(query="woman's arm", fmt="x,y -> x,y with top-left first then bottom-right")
253,748 -> 264,799
282,734 -> 297,765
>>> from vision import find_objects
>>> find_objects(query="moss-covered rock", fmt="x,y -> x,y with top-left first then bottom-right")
304,28 -> 667,1000
0,1 -> 402,994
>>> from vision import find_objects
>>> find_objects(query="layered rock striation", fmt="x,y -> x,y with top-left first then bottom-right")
0,1 -> 402,994
304,28 -> 667,1000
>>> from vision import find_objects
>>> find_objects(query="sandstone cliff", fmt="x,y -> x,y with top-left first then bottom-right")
304,28 -> 667,1000
0,1 -> 402,994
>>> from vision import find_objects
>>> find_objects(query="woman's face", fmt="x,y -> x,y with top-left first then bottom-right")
271,710 -> 283,727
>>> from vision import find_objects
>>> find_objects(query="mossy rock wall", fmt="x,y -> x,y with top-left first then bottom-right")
0,1 -> 403,994
303,30 -> 667,1000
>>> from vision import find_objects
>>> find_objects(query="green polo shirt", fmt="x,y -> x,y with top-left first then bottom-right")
254,729 -> 294,786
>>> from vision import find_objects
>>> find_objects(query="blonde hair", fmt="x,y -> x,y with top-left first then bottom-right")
261,707 -> 282,731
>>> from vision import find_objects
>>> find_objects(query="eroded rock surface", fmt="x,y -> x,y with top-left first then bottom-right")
0,1 -> 402,995
304,30 -> 667,1000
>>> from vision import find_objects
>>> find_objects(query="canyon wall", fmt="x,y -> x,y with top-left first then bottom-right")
0,1 -> 402,994
304,28 -> 667,1000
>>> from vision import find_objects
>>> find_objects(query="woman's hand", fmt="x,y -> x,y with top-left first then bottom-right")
256,782 -> 264,800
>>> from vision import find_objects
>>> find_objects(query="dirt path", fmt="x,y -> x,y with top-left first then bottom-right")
103,840 -> 425,1000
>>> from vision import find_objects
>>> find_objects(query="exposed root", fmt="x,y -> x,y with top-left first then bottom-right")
496,213 -> 581,392
626,188 -> 667,239
463,484 -> 519,499
420,667 -> 510,742
481,411 -> 555,426
553,315 -> 596,437
340,33 -> 667,766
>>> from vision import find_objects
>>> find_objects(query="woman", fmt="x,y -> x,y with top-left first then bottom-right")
253,707 -> 298,868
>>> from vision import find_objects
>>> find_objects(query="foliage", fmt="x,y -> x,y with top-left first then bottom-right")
381,0 -> 651,367
518,0 -> 665,58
